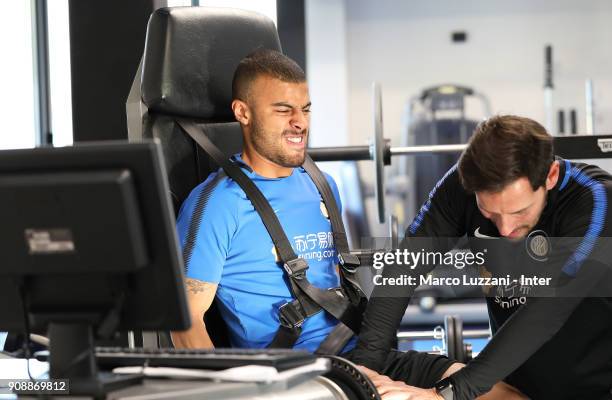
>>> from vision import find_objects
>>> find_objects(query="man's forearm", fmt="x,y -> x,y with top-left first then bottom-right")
352,295 -> 412,371
449,296 -> 582,399
439,363 -> 526,400
353,237 -> 447,371
171,316 -> 214,349
441,362 -> 463,379
174,278 -> 218,349
360,363 -> 526,400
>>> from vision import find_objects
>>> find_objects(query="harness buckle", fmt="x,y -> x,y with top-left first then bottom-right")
283,258 -> 309,279
338,252 -> 360,273
278,302 -> 305,328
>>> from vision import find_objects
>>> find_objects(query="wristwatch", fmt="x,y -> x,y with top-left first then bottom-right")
434,377 -> 454,400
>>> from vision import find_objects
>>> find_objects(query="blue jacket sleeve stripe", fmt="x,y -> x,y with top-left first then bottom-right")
559,159 -> 572,191
562,167 -> 608,276
182,171 -> 226,274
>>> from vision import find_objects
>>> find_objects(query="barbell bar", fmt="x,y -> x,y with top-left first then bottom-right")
396,328 -> 490,340
395,316 -> 487,362
308,143 -> 468,162
309,82 -> 612,224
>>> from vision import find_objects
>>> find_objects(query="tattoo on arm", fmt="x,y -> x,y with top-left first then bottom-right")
185,278 -> 213,295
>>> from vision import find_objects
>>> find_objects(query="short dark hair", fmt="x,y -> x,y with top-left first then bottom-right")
458,115 -> 553,193
232,49 -> 306,101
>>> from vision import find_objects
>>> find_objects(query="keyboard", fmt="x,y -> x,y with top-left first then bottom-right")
95,347 -> 317,372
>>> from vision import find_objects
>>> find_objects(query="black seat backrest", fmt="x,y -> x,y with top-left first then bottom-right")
140,6 -> 281,212
137,6 -> 282,347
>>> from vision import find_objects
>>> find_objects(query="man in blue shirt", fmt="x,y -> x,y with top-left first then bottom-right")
171,49 -> 348,352
170,49 -> 520,399
175,152 -> 345,351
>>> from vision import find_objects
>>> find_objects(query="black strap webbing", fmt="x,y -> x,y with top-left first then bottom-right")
302,157 -> 366,305
315,323 -> 355,356
268,325 -> 302,349
302,156 -> 353,261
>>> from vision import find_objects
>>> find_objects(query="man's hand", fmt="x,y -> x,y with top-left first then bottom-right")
358,366 -> 442,400
372,380 -> 442,400
358,364 -> 527,400
357,365 -> 380,380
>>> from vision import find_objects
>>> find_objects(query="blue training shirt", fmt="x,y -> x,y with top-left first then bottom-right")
176,154 -> 356,352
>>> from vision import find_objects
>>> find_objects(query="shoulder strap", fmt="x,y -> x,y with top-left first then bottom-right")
302,157 -> 367,306
301,156 -> 358,267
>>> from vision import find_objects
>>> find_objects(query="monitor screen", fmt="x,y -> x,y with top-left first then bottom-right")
0,140 -> 190,333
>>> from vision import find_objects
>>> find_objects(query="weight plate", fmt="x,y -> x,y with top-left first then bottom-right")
389,214 -> 399,250
454,315 -> 465,363
372,82 -> 385,224
444,315 -> 457,362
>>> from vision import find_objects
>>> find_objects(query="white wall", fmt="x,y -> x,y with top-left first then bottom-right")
305,0 -> 350,148
345,0 -> 612,150
305,0 -> 352,198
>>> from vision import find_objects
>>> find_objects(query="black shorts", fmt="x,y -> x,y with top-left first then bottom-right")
343,349 -> 455,388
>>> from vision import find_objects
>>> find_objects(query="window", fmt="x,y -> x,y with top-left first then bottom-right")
47,0 -> 73,147
0,1 -> 36,150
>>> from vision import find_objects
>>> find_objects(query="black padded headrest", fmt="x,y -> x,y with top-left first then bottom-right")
141,7 -> 282,120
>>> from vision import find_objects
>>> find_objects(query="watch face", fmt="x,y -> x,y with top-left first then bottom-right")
435,378 -> 451,390
437,385 -> 453,400
435,379 -> 453,400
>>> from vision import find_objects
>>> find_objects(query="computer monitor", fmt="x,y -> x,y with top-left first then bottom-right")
0,140 -> 190,395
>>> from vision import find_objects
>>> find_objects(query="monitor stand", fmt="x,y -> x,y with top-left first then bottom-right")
48,322 -> 143,399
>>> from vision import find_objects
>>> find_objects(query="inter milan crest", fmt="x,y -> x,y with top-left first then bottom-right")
526,230 -> 550,262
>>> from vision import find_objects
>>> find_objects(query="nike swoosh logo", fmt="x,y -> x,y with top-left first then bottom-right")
474,227 -> 499,239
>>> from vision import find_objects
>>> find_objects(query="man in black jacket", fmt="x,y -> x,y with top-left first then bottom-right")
351,115 -> 612,399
